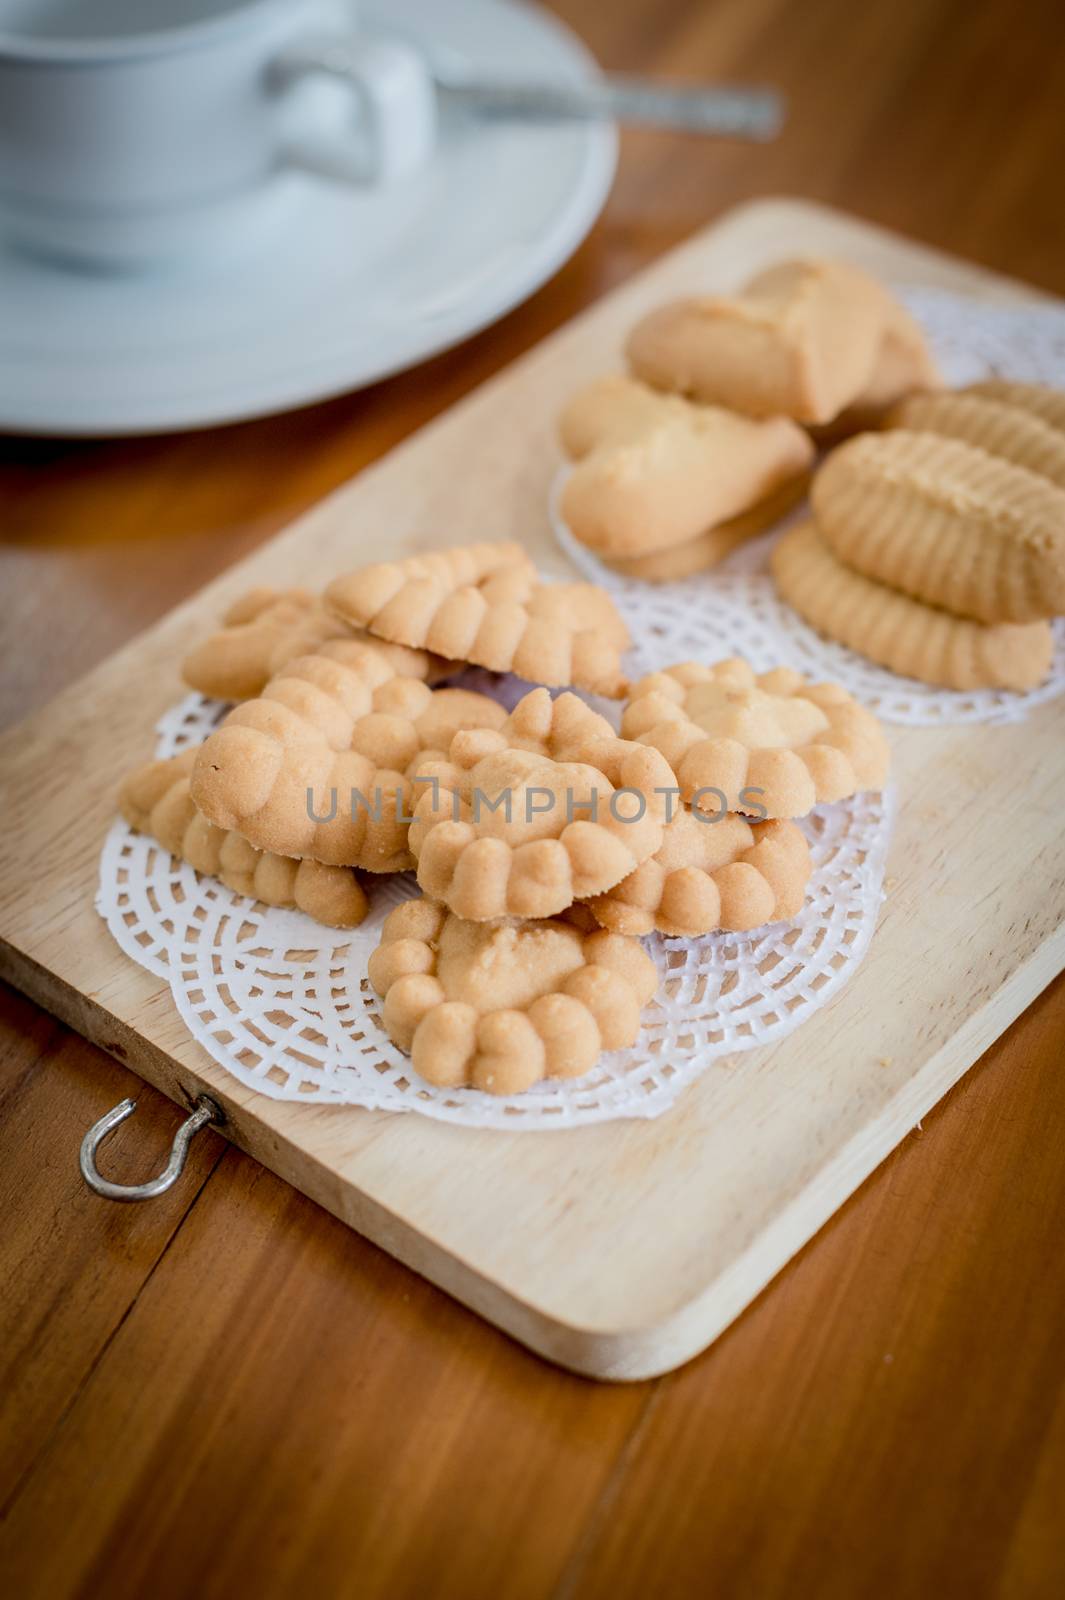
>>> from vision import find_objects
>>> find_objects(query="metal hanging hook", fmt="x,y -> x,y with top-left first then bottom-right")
79,1095 -> 222,1202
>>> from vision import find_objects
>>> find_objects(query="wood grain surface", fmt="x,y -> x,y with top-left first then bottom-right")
2,0 -> 1064,1593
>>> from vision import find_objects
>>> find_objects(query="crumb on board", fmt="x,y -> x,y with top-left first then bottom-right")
878,1055 -> 893,1068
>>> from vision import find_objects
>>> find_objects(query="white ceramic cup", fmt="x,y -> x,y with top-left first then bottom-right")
0,0 -> 437,267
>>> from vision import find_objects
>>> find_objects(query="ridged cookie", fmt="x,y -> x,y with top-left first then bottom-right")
408,687 -> 676,920
627,258 -> 896,424
888,389 -> 1065,490
582,812 -> 811,938
326,541 -> 630,698
191,648 -> 506,871
621,658 -> 890,820
367,896 -> 657,1094
599,476 -> 809,581
812,429 -> 1065,622
558,375 -> 813,560
121,749 -> 369,928
183,586 -> 442,701
772,520 -> 1053,691
965,381 -> 1065,435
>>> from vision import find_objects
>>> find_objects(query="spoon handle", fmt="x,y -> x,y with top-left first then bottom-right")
436,78 -> 783,140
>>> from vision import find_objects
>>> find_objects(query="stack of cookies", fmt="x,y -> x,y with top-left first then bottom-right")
558,258 -> 939,580
117,540 -> 891,1096
772,380 -> 1065,690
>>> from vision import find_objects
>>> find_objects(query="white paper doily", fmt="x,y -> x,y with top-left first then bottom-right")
97,689 -> 894,1128
551,287 -> 1065,727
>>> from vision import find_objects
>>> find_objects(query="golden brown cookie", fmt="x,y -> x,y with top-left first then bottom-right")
626,258 -> 903,424
621,658 -> 890,821
558,375 -> 813,561
325,541 -> 631,698
812,429 -> 1065,622
191,648 -> 506,872
120,750 -> 369,928
367,896 -> 658,1093
582,812 -> 811,938
183,587 -> 349,700
408,687 -> 676,920
887,389 -> 1065,490
558,370 -> 680,459
598,476 -> 809,581
965,380 -> 1065,435
771,520 -> 1054,691
819,295 -> 942,437
182,586 -> 441,701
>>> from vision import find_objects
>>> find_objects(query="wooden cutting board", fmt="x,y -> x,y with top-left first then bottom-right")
2,199 -> 1063,1381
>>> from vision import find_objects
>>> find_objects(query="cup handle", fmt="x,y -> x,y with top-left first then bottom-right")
273,36 -> 436,184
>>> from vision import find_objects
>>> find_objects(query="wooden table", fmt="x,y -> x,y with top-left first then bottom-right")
2,1 -> 1063,1593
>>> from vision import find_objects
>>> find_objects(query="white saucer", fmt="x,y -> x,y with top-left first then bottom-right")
0,0 -> 615,436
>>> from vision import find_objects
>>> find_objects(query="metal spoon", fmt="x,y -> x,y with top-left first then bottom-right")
434,75 -> 783,141
284,35 -> 784,144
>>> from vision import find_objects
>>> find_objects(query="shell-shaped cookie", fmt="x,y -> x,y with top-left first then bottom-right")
191,649 -> 506,872
888,391 -> 1065,490
367,897 -> 658,1094
120,750 -> 369,928
620,658 -> 889,821
408,688 -> 677,920
325,543 -> 631,698
582,812 -> 811,937
812,430 -> 1065,622
771,520 -> 1053,692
